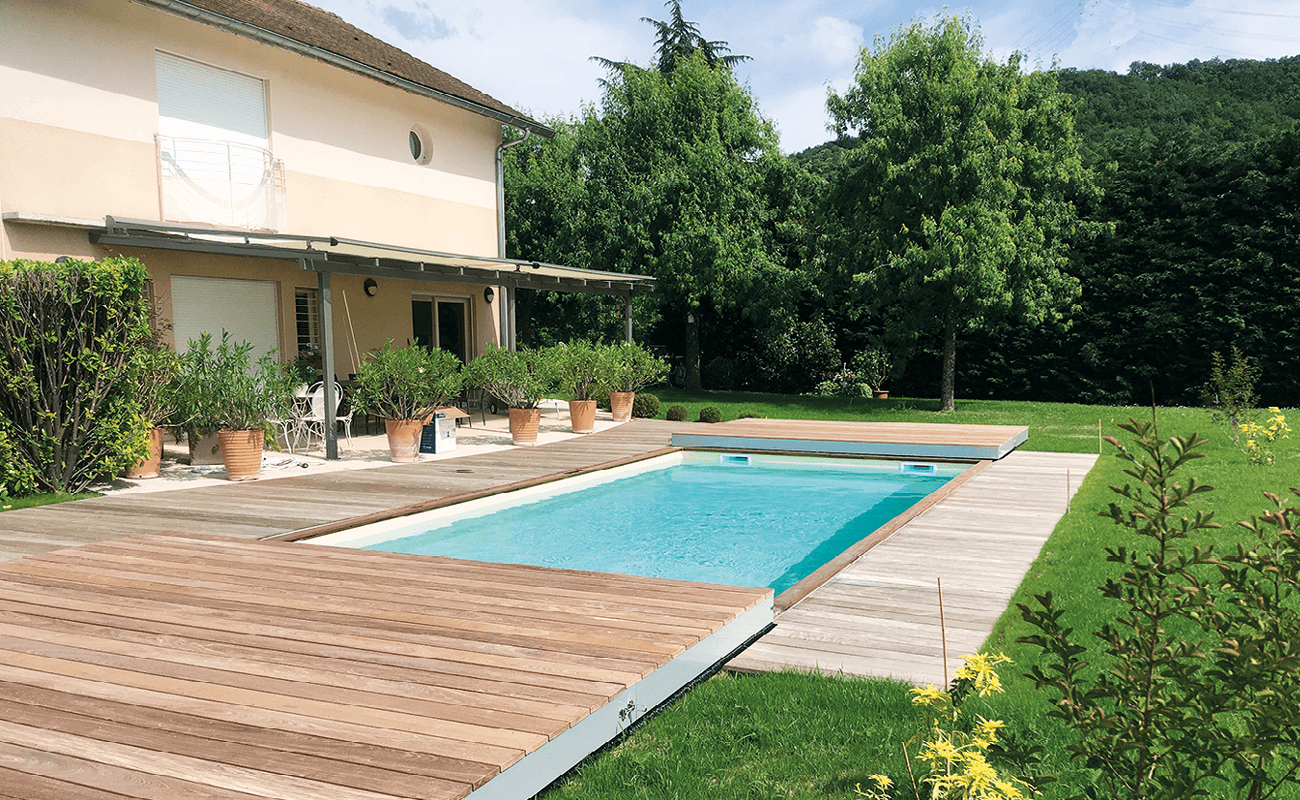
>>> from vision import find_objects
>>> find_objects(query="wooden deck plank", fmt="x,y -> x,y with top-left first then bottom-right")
0,698 -> 466,800
0,526 -> 771,800
728,450 -> 1098,683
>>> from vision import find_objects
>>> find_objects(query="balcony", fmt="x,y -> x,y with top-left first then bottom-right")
156,135 -> 287,232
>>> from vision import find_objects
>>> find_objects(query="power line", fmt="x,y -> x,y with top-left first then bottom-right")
1135,13 -> 1300,45
1142,0 -> 1300,21
1133,28 -> 1266,59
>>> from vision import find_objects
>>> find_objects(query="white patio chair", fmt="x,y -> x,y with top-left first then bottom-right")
299,382 -> 353,451
267,409 -> 302,454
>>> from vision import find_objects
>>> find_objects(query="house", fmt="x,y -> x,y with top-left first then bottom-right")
0,0 -> 651,454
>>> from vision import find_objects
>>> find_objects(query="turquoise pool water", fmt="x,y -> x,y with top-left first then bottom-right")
361,455 -> 958,595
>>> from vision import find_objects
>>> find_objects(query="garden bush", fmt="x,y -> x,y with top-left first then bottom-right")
702,356 -> 737,391
1020,420 -> 1300,798
631,392 -> 659,418
665,404 -> 687,421
0,257 -> 152,494
756,319 -> 842,394
698,405 -> 722,423
0,422 -> 36,499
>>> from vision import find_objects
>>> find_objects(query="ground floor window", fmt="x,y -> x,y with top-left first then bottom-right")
295,288 -> 320,357
411,296 -> 470,364
170,275 -> 278,363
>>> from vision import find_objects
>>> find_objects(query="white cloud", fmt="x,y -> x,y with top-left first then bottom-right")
775,16 -> 864,69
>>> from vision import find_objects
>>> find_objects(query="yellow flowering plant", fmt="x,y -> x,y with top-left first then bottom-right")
1238,407 -> 1290,465
858,653 -> 1039,800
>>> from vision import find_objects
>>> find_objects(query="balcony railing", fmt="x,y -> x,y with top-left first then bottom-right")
157,134 -> 288,232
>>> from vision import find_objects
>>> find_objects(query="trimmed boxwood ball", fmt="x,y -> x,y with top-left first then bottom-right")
665,404 -> 688,421
632,392 -> 660,418
698,406 -> 722,424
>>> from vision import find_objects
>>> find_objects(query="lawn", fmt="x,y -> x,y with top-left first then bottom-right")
544,392 -> 1299,799
0,491 -> 98,511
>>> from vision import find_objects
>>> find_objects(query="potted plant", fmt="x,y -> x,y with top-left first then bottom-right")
464,344 -> 553,446
176,331 -> 293,480
605,342 -> 669,422
547,340 -> 614,434
354,340 -> 463,462
853,347 -> 893,400
125,344 -> 182,479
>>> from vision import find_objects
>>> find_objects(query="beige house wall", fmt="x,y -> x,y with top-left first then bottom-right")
0,0 -> 506,351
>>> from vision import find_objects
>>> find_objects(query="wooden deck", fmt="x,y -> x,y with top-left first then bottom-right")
0,420 -> 695,563
671,419 -> 1029,460
727,450 -> 1098,682
0,532 -> 771,800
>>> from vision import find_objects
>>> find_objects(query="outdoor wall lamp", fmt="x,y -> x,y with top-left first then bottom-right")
363,278 -> 378,297
483,287 -> 495,303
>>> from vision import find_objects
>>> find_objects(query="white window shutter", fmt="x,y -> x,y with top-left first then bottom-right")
156,51 -> 267,147
171,276 -> 281,367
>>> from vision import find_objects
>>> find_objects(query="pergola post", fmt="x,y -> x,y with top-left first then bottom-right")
507,285 -> 517,350
315,264 -> 338,460
624,294 -> 633,343
498,284 -> 510,350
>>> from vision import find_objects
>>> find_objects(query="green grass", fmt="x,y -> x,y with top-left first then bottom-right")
550,670 -> 917,798
0,491 -> 98,511
546,391 -> 1300,799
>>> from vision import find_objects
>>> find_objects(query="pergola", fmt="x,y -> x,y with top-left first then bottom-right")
92,216 -> 656,459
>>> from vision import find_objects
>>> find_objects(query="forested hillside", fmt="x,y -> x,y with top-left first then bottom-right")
909,56 -> 1300,405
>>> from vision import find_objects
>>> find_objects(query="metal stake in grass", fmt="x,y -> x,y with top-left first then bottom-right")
938,577 -> 949,688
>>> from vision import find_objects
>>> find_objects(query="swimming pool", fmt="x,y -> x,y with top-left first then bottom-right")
308,452 -> 967,598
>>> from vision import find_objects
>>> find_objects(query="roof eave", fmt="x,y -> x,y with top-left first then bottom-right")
133,0 -> 556,139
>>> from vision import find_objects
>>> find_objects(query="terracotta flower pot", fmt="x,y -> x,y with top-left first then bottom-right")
218,429 -> 263,481
126,427 -> 166,479
609,391 -> 635,422
509,407 -> 541,446
384,418 -> 424,463
568,399 -> 597,434
873,390 -> 889,400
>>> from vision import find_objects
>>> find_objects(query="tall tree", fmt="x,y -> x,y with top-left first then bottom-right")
826,15 -> 1096,410
508,2 -> 794,389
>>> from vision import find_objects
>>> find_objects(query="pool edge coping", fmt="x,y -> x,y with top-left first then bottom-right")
771,458 -> 992,612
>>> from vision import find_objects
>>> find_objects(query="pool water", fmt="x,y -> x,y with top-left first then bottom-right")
356,454 -> 959,595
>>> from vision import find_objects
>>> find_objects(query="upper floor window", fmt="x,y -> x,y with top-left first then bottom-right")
155,52 -> 286,230
409,123 -> 433,165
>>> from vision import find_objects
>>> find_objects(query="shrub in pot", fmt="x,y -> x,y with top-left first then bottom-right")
353,340 -> 463,463
852,347 -> 893,399
547,340 -> 615,434
125,344 -> 182,479
464,344 -> 553,446
605,342 -> 668,422
176,331 -> 294,480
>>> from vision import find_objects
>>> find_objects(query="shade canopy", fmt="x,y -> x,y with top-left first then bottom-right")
93,217 -> 654,297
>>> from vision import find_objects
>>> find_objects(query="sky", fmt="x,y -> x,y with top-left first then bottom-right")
309,0 -> 1300,154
